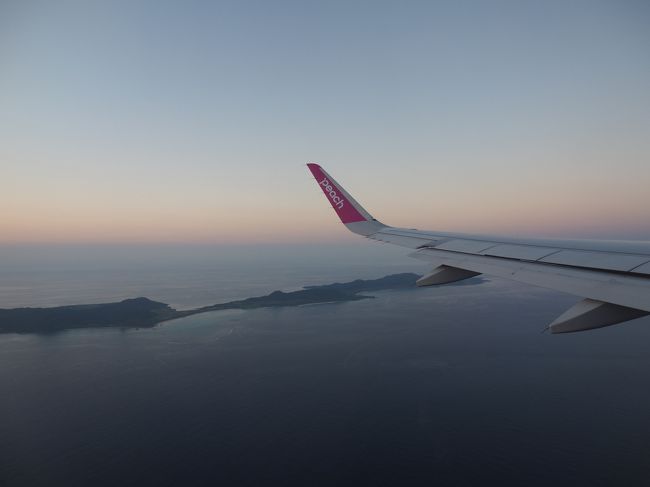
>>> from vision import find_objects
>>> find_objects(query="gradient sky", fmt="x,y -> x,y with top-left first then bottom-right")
2,0 -> 649,244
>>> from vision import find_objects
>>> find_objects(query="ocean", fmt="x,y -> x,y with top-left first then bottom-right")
1,244 -> 650,486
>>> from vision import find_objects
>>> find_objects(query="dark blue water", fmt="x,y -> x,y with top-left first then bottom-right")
2,273 -> 650,486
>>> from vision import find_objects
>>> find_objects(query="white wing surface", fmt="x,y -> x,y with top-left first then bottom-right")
307,163 -> 650,333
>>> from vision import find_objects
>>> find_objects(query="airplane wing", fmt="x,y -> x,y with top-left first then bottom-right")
306,163 -> 650,333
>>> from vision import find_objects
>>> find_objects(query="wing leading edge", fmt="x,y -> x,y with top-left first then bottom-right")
306,163 -> 650,333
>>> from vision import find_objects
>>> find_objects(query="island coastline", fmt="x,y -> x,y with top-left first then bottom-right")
0,273 -> 484,334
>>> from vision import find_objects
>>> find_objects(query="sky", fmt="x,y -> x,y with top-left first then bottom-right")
2,0 -> 649,244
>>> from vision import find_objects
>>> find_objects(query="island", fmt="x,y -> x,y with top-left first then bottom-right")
0,273 -> 483,334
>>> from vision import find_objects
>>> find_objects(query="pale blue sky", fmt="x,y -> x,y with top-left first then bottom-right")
2,0 -> 649,243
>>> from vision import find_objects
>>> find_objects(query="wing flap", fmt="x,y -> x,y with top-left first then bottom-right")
483,244 -> 560,260
369,233 -> 431,247
539,250 -> 650,272
435,239 -> 498,253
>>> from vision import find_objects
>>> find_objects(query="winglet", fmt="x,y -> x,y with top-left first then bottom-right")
306,163 -> 385,236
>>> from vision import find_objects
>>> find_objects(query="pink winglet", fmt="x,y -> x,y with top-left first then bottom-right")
307,163 -> 367,224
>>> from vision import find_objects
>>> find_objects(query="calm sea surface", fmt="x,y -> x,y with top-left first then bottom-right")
1,245 -> 650,486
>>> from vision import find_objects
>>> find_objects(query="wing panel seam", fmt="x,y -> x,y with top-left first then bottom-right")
379,229 -> 650,257
628,259 -> 650,272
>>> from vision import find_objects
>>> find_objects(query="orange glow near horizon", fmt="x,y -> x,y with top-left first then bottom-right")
3,175 -> 649,244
